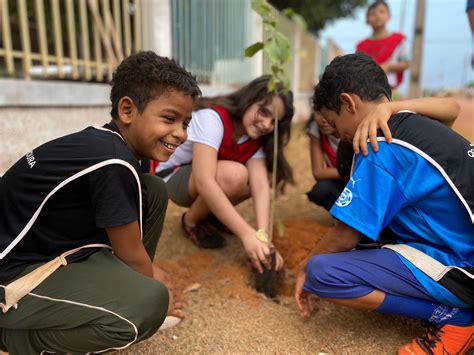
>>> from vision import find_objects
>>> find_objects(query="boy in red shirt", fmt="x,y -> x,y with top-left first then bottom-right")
356,0 -> 410,88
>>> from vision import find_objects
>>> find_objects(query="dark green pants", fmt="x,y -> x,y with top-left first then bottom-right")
0,174 -> 169,355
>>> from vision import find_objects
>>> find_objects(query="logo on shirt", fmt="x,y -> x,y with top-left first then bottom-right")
25,151 -> 36,168
350,177 -> 362,188
335,187 -> 352,207
468,144 -> 474,158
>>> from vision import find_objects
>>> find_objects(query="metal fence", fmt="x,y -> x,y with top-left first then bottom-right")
0,0 -> 321,91
171,0 -> 256,85
0,0 -> 144,81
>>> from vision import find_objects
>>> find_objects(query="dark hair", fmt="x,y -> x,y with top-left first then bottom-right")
313,53 -> 391,114
110,51 -> 201,119
367,0 -> 390,17
196,75 -> 294,190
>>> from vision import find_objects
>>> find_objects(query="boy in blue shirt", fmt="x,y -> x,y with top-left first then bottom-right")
295,53 -> 473,355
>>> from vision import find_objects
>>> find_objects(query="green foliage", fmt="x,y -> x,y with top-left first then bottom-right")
245,0 -> 307,93
269,0 -> 369,34
276,220 -> 285,238
244,42 -> 264,57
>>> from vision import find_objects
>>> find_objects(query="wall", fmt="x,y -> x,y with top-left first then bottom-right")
0,107 -> 109,174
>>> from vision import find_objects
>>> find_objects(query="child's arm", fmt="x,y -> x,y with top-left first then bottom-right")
380,61 -> 409,74
107,221 -> 153,277
192,143 -> 271,273
353,97 -> 461,155
246,158 -> 270,232
309,136 -> 340,180
246,157 -> 284,271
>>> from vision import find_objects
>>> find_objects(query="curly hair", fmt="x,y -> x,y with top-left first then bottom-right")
110,51 -> 201,119
196,75 -> 294,190
313,53 -> 391,114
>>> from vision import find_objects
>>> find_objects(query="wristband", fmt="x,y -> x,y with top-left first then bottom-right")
255,229 -> 269,243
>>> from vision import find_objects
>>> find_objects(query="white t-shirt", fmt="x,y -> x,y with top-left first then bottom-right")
386,39 -> 409,88
157,108 -> 265,180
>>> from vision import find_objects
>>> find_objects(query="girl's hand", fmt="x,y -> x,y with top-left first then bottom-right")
353,102 -> 394,156
242,235 -> 271,273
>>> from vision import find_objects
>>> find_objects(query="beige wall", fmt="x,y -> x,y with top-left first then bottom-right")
0,107 -> 109,174
298,33 -> 318,92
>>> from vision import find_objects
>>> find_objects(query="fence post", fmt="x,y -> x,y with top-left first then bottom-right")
35,0 -> 49,78
1,0 -> 14,75
18,0 -> 31,79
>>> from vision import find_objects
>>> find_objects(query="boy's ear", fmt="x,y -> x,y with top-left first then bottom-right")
340,93 -> 356,114
117,96 -> 137,125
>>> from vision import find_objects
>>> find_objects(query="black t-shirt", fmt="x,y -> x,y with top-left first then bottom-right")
0,125 -> 144,283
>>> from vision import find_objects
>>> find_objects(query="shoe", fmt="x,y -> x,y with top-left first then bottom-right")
158,315 -> 182,331
204,214 -> 231,234
181,213 -> 225,249
398,323 -> 474,355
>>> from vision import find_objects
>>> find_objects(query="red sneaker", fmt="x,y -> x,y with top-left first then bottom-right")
398,323 -> 474,355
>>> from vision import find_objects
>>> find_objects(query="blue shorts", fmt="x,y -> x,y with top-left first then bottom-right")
468,0 -> 474,11
304,249 -> 435,301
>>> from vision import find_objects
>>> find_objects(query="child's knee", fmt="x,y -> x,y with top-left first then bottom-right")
133,281 -> 169,338
143,174 -> 168,212
217,163 -> 249,194
305,254 -> 341,296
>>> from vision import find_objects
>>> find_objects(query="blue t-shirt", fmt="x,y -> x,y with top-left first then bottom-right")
330,142 -> 474,307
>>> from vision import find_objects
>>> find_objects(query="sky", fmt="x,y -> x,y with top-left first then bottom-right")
319,0 -> 472,95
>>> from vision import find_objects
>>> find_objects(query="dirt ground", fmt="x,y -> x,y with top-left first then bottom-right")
115,97 -> 473,354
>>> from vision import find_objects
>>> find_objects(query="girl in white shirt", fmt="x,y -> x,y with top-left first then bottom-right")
157,75 -> 294,274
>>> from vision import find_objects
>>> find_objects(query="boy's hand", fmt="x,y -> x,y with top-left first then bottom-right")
152,265 -> 184,318
168,299 -> 185,319
152,264 -> 175,291
353,102 -> 393,156
294,268 -> 314,317
380,62 -> 390,73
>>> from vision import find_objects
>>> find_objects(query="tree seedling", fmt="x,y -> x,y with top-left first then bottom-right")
245,0 -> 306,299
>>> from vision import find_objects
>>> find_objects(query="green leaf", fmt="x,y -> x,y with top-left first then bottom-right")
264,32 -> 290,64
263,37 -> 278,63
263,23 -> 276,34
291,13 -> 308,31
276,220 -> 285,238
267,78 -> 276,93
271,64 -> 282,76
244,42 -> 264,57
263,19 -> 276,28
251,0 -> 270,17
282,8 -> 294,18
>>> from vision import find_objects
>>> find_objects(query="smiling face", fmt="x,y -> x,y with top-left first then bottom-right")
367,3 -> 390,30
117,89 -> 194,161
240,95 -> 285,139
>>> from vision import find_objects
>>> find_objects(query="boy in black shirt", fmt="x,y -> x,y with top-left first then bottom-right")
0,51 -> 200,354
